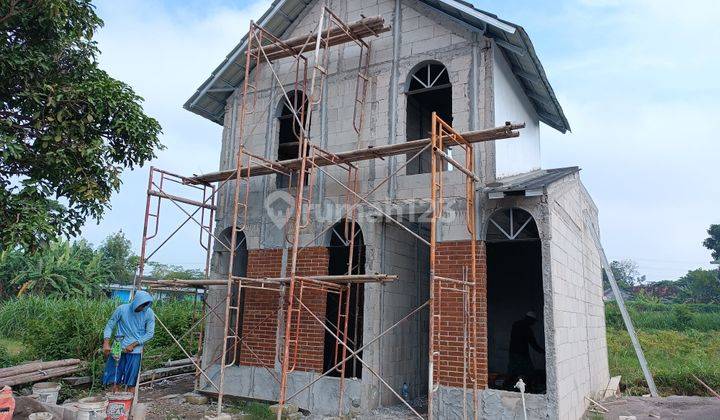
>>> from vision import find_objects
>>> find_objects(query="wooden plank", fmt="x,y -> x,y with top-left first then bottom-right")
249,16 -> 389,61
189,122 -> 524,184
603,375 -> 621,398
145,274 -> 398,288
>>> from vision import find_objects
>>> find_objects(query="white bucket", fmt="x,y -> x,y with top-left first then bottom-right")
32,382 -> 61,405
29,412 -> 54,420
76,396 -> 108,420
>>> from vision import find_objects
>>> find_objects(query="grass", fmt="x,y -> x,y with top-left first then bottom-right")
606,302 -> 720,396
0,338 -> 24,357
225,400 -> 274,419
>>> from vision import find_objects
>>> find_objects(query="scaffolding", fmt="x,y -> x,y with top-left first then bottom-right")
132,6 -> 524,419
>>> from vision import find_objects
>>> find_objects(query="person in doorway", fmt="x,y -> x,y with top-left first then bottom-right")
508,311 -> 545,380
102,290 -> 155,393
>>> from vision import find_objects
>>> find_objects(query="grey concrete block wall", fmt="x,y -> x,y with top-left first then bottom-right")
197,0 -> 609,418
546,173 -> 609,420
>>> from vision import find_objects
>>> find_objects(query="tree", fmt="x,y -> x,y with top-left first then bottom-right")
605,259 -> 646,290
703,224 -> 720,262
0,0 -> 162,251
9,239 -> 110,297
97,231 -> 137,285
676,268 -> 720,304
146,262 -> 204,280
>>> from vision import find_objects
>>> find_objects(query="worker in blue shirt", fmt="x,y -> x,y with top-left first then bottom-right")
102,290 -> 155,393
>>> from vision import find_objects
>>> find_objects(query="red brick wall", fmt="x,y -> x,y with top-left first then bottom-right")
238,249 -> 282,367
433,240 -> 488,388
238,247 -> 329,373
284,247 -> 329,372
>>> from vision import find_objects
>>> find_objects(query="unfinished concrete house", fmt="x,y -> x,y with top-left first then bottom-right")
139,1 -> 610,419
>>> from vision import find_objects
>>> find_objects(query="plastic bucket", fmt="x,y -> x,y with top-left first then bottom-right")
28,412 -> 53,420
105,392 -> 133,420
0,386 -> 15,420
32,382 -> 61,405
76,396 -> 108,420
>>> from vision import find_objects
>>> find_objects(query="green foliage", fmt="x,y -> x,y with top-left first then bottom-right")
0,239 -> 109,298
146,262 -> 204,280
676,268 -> 720,304
0,0 -> 163,250
671,304 -> 693,330
704,224 -> 720,262
605,302 -> 720,331
97,231 -> 137,285
0,296 -> 197,385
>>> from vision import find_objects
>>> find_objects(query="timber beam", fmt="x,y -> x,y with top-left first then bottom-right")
189,122 -> 524,184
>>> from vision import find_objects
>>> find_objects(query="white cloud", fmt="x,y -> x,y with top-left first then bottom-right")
80,0 -> 270,268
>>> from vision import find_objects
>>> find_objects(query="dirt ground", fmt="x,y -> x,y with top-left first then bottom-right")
589,396 -> 720,420
139,376 -> 231,419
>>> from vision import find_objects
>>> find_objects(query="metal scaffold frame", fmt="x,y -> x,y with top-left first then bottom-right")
132,4 -> 524,419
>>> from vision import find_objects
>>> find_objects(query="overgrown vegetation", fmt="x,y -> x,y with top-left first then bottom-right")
0,296 -> 197,388
606,300 -> 720,396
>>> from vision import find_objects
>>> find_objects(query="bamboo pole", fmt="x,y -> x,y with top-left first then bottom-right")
0,359 -> 82,379
0,365 -> 83,386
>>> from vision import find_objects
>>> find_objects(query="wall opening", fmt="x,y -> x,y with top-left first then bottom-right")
324,220 -> 365,378
378,220 -> 430,405
486,208 -> 546,394
405,61 -> 451,175
216,227 -> 248,364
277,90 -> 310,188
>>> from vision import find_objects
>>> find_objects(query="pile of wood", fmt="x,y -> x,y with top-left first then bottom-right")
0,359 -> 83,386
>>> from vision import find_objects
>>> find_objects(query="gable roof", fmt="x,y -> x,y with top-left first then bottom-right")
184,0 -> 570,133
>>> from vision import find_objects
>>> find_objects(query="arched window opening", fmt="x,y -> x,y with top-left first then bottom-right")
216,228 -> 248,364
486,208 -> 546,394
324,220 -> 365,378
277,91 -> 310,188
406,62 -> 452,175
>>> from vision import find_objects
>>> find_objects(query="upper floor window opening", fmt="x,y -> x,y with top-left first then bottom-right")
406,62 -> 452,175
277,90 -> 310,188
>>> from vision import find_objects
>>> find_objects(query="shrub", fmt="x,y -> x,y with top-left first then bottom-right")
672,305 -> 693,330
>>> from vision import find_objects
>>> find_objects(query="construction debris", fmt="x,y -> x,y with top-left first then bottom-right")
603,375 -> 622,398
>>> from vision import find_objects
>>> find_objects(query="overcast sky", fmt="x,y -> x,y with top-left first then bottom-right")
83,0 -> 720,281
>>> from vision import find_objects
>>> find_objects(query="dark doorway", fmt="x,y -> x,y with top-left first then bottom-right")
277,91 -> 310,188
217,228 -> 247,364
486,208 -> 546,394
406,62 -> 451,175
324,220 -> 365,378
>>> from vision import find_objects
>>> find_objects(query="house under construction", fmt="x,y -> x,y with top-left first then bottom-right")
137,1 -> 610,419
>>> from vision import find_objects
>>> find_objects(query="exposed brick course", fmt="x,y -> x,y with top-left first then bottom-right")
238,247 -> 329,373
433,240 -> 488,388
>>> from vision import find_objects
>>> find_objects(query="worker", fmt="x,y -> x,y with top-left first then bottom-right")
508,311 -> 545,380
102,290 -> 155,393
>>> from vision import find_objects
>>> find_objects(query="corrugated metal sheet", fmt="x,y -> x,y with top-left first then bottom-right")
484,166 -> 580,196
184,0 -> 570,133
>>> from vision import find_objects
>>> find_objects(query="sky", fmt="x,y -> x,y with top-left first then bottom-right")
83,0 -> 720,281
